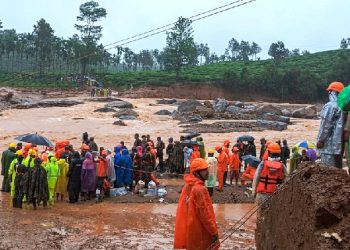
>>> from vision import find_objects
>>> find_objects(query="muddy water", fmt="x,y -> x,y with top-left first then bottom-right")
0,192 -> 255,249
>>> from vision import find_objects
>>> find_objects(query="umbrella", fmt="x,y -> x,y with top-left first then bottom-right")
15,133 -> 54,147
238,135 -> 255,142
180,140 -> 199,147
294,140 -> 316,149
241,155 -> 261,167
184,132 -> 201,140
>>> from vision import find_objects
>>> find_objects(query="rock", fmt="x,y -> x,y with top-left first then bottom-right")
119,115 -> 137,120
105,100 -> 133,109
234,101 -> 244,108
244,104 -> 257,110
113,109 -> 139,118
154,110 -> 172,116
226,106 -> 243,114
188,115 -> 202,123
282,109 -> 292,117
87,97 -> 122,102
292,105 -> 317,119
261,113 -> 290,124
94,107 -> 116,113
256,104 -> 282,115
256,120 -> 287,131
113,120 -> 127,126
157,98 -> 177,104
178,99 -> 203,113
203,100 -> 213,109
195,106 -> 215,118
14,99 -> 83,109
213,98 -> 229,113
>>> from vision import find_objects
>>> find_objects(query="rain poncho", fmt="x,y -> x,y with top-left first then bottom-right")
196,137 -> 206,159
45,156 -> 60,204
205,157 -> 218,188
8,157 -> 24,197
1,148 -> 16,192
183,147 -> 193,170
106,153 -> 116,184
317,91 -> 345,164
173,142 -> 184,173
68,154 -> 83,202
174,174 -> 219,250
289,148 -> 301,174
117,149 -> 133,187
114,146 -> 122,187
81,152 -> 96,193
55,159 -> 69,195
23,156 -> 35,168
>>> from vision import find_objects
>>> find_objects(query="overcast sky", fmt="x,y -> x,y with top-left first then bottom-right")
1,0 -> 349,58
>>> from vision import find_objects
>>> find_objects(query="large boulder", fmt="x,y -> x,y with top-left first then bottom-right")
178,99 -> 203,113
256,120 -> 287,131
292,105 -> 317,119
113,109 -> 139,118
256,104 -> 282,115
94,107 -> 116,113
188,114 -> 203,123
282,109 -> 292,117
213,98 -> 229,113
261,113 -> 290,124
14,99 -> 83,109
234,101 -> 244,108
226,106 -> 243,114
195,106 -> 215,118
157,99 -> 177,105
105,100 -> 133,109
203,100 -> 213,109
154,109 -> 172,116
119,115 -> 137,120
113,120 -> 127,126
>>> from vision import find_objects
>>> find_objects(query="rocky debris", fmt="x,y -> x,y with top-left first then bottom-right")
13,99 -> 83,109
256,104 -> 282,115
194,106 -> 215,118
177,99 -> 203,113
256,119 -> 288,131
213,98 -> 229,113
256,164 -> 350,250
0,91 -> 13,102
180,121 -> 264,133
260,113 -> 290,124
157,98 -> 177,105
292,105 -> 318,119
105,100 -> 133,109
113,109 -> 139,118
113,120 -> 127,126
154,110 -> 172,116
119,115 -> 137,120
86,97 -> 122,102
281,109 -> 292,117
226,106 -> 243,114
94,107 -> 116,113
203,100 -> 213,109
234,101 -> 244,108
188,115 -> 202,123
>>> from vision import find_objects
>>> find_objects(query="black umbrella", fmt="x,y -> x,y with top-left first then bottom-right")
180,140 -> 199,147
238,135 -> 255,142
15,133 -> 54,147
184,132 -> 201,140
241,155 -> 260,167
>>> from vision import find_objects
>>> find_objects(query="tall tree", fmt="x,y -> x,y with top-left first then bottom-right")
238,40 -> 251,61
227,38 -> 239,60
74,1 -> 107,76
340,38 -> 348,49
268,41 -> 289,61
163,17 -> 198,80
250,42 -> 261,60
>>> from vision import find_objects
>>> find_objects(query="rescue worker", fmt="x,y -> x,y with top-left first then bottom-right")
23,149 -> 36,168
12,157 -> 27,208
229,147 -> 241,185
216,145 -> 228,192
317,81 -> 345,168
173,141 -> 184,174
252,142 -> 287,208
166,137 -> 175,172
8,150 -> 24,198
196,137 -> 206,159
1,142 -> 16,192
190,145 -> 201,163
45,155 -> 60,205
96,150 -> 108,202
205,149 -> 218,197
121,149 -> 133,189
289,147 -> 301,174
259,138 -> 267,161
174,158 -> 220,250
241,163 -> 257,186
222,139 -> 230,186
67,152 -> 83,203
55,157 -> 69,202
183,146 -> 193,173
81,152 -> 96,201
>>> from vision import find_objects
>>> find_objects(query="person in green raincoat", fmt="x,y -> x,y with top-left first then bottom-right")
289,147 -> 301,174
196,137 -> 206,159
205,149 -> 218,197
8,150 -> 25,198
1,143 -> 16,192
23,149 -> 36,168
45,155 -> 60,205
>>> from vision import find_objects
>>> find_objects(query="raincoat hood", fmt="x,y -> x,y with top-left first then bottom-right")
85,152 -> 93,160
50,156 -> 57,163
114,146 -> 121,153
329,91 -> 338,102
184,174 -> 201,185
122,149 -> 129,155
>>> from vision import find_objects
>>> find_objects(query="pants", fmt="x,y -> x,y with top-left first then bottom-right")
207,187 -> 214,197
31,199 -> 47,209
13,175 -> 24,208
1,173 -> 11,192
223,171 -> 228,185
320,154 -> 339,167
217,171 -> 225,191
230,170 -> 240,184
157,154 -> 164,172
48,177 -> 58,205
69,190 -> 80,203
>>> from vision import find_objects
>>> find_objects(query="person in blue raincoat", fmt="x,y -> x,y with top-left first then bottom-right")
114,146 -> 122,187
120,149 -> 133,189
317,82 -> 345,168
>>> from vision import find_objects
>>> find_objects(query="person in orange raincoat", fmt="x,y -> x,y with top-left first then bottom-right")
216,146 -> 228,192
190,145 -> 201,163
241,163 -> 257,186
222,139 -> 230,186
174,158 -> 220,250
229,147 -> 241,185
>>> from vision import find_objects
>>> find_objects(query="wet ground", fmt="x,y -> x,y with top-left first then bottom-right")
0,191 -> 256,249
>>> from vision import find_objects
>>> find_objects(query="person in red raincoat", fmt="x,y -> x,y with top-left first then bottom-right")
174,158 -> 220,250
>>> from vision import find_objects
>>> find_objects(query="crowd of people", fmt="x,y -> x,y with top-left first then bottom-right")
90,87 -> 112,97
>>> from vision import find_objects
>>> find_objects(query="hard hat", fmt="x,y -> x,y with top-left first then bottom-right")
16,150 -> 23,156
232,146 -> 239,152
28,149 -> 36,156
224,139 -> 231,145
327,81 -> 344,93
267,142 -> 281,154
190,158 -> 208,173
215,145 -> 222,151
9,143 -> 16,148
208,148 -> 215,154
101,150 -> 108,156
24,143 -> 32,149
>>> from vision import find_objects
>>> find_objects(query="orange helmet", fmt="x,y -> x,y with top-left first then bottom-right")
190,158 -> 208,173
215,145 -> 222,152
267,142 -> 281,154
327,81 -> 344,93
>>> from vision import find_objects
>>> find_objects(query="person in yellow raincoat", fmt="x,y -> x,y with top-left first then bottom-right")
55,157 -> 69,202
8,150 -> 24,198
45,155 -> 60,205
23,149 -> 36,168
